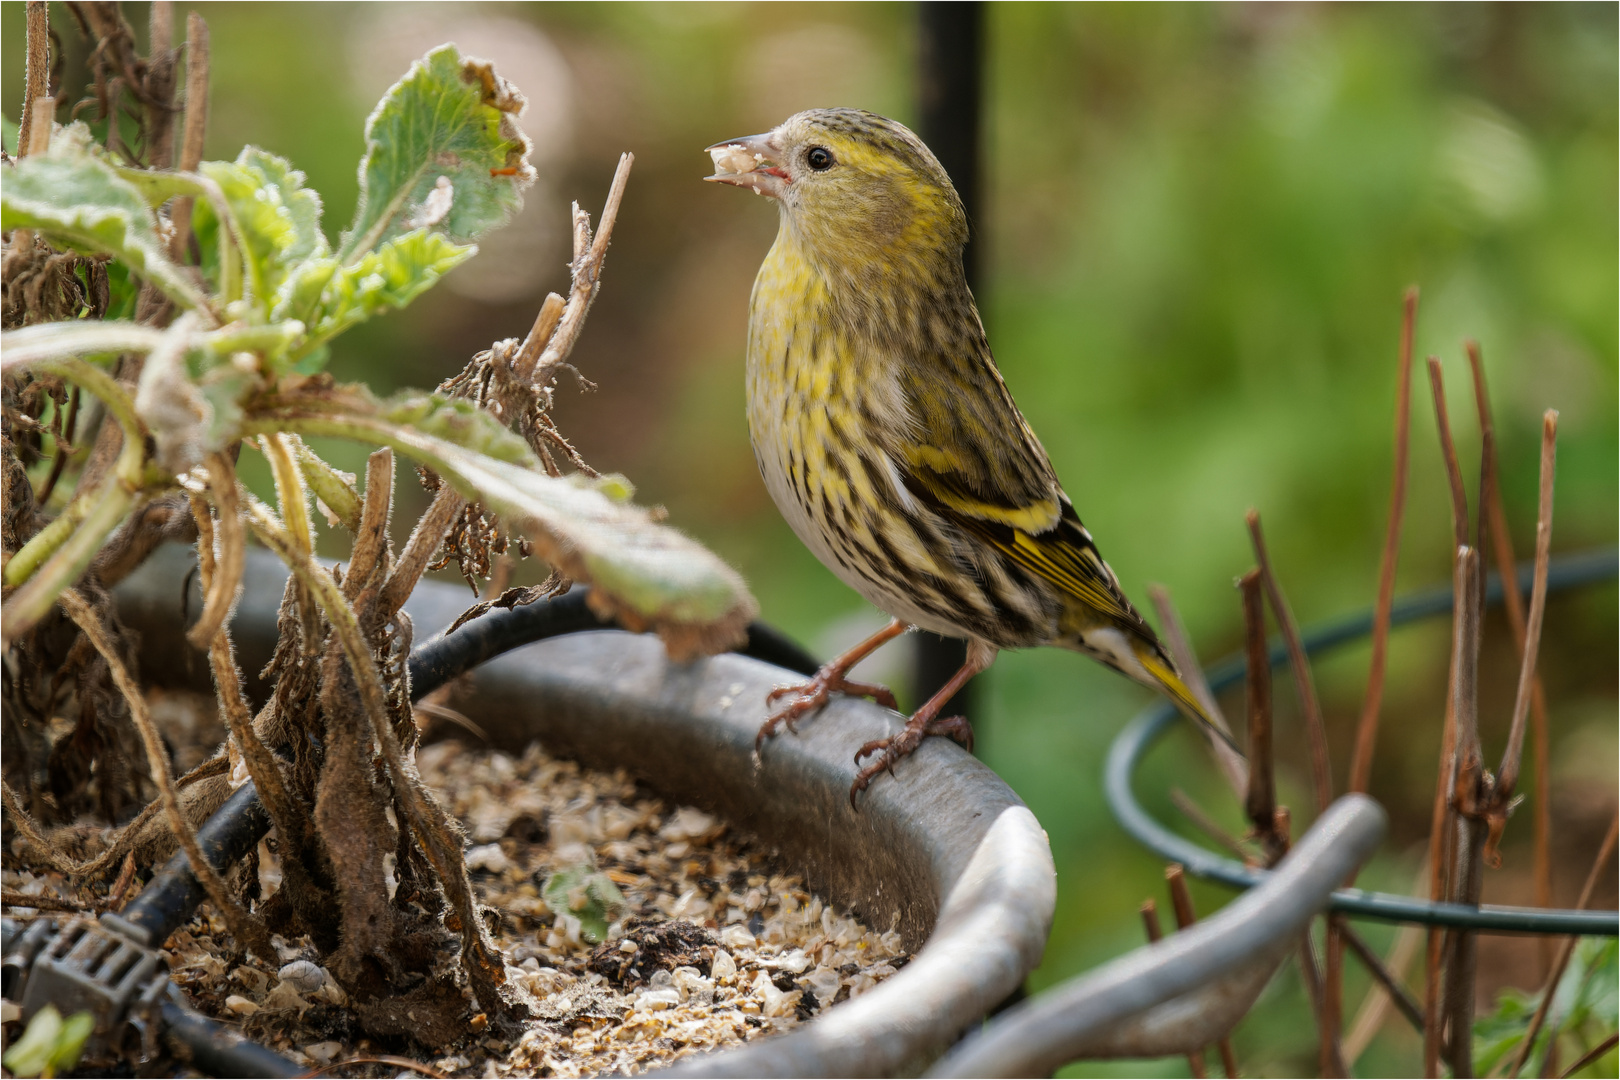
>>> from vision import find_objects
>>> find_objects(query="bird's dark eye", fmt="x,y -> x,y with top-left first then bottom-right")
806,146 -> 834,171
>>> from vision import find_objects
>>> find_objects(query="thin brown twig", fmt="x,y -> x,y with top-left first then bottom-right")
529,152 -> 634,387
1466,343 -> 1555,963
511,291 -> 566,384
342,449 -> 394,603
1165,865 -> 1241,1077
1509,812 -> 1618,1079
17,1 -> 50,157
1345,866 -> 1428,1066
169,12 -> 209,260
1427,357 -> 1471,552
1348,287 -> 1418,796
1169,788 -> 1250,859
1140,899 -> 1208,1079
1556,1033 -> 1618,1080
1246,510 -> 1331,813
379,485 -> 466,617
1238,570 -> 1281,863
1496,411 -> 1557,799
1336,917 -> 1424,1034
1,889 -> 102,913
57,587 -> 276,962
1147,584 -> 1247,796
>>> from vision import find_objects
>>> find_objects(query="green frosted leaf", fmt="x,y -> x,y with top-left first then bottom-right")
192,148 -> 328,312
307,229 -> 474,349
0,123 -> 208,311
339,44 -> 533,260
542,864 -> 627,944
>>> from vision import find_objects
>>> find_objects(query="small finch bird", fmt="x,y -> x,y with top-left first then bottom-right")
706,108 -> 1232,803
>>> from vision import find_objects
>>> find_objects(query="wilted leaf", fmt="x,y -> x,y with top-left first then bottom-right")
543,864 -> 627,944
244,404 -> 757,655
0,123 -> 208,312
339,44 -> 533,260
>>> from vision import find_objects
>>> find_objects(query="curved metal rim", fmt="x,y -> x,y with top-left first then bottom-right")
1106,546 -> 1619,937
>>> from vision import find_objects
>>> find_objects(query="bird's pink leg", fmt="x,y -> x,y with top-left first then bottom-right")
756,618 -> 907,753
850,641 -> 996,806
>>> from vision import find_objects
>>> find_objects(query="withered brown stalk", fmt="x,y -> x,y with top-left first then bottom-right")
1165,864 -> 1242,1078
1348,286 -> 1418,796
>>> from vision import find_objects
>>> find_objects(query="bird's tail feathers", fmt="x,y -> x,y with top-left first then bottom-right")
1135,646 -> 1246,759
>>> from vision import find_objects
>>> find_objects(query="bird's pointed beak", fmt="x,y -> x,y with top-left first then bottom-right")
704,132 -> 789,198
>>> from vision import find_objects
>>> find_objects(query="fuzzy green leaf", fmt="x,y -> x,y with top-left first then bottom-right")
2,1006 -> 95,1078
0,123 -> 209,312
542,864 -> 627,944
303,229 -> 475,351
339,44 -> 533,261
193,148 -> 328,310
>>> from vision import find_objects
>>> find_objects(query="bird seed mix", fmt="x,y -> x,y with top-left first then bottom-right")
2,720 -> 911,1078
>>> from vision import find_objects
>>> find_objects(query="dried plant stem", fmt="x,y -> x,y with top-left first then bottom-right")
1147,584 -> 1247,796
169,13 -> 210,260
511,292 -> 566,384
57,587 -> 275,961
1466,345 -> 1555,957
241,495 -> 507,1011
1556,1034 -> 1619,1080
1427,358 -> 1472,552
190,493 -> 309,853
1,890 -> 102,913
343,449 -> 395,601
261,433 -> 322,651
1169,788 -> 1249,859
17,1 -> 50,158
0,759 -> 224,880
1349,287 -> 1418,795
1246,510 -> 1331,812
1508,812 -> 1618,1079
1164,865 -> 1241,1077
1238,570 -> 1281,862
1345,866 -> 1427,1065
1335,919 -> 1424,1034
529,153 -> 634,387
1140,899 -> 1209,1078
379,485 -> 465,617
1496,412 -> 1557,798
187,453 -> 244,647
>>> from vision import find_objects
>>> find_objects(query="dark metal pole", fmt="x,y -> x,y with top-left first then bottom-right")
914,1 -> 985,726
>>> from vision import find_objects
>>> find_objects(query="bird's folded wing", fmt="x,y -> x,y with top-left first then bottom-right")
899,461 -> 1154,640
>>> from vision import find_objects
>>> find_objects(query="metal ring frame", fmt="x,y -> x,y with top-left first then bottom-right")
1106,546 -> 1619,937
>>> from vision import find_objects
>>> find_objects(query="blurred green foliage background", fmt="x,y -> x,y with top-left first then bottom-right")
5,3 -> 1615,1074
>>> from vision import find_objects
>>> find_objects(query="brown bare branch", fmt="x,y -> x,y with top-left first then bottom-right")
1247,509 -> 1331,813
1466,342 -> 1556,957
1496,411 -> 1557,798
1238,569 -> 1280,860
1349,287 -> 1417,795
1426,357 -> 1471,552
168,13 -> 209,260
511,291 -> 566,385
380,486 -> 466,617
1164,865 -> 1239,1077
530,152 -> 634,387
343,448 -> 395,602
1336,918 -> 1424,1035
1169,788 -> 1249,859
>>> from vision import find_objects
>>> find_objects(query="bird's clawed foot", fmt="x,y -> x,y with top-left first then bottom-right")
849,714 -> 974,807
755,667 -> 899,754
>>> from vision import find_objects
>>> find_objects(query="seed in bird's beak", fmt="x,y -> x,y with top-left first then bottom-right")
704,132 -> 789,199
709,143 -> 759,176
